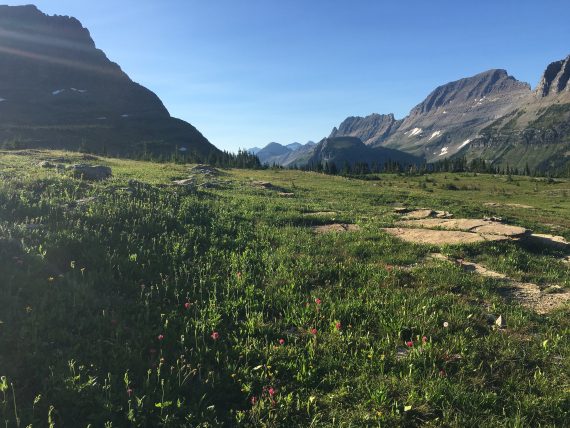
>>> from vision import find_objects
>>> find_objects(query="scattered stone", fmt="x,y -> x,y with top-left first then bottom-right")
75,197 -> 98,206
251,181 -> 288,192
190,164 -> 219,176
435,210 -> 454,219
495,315 -> 506,328
172,178 -> 196,187
278,192 -> 295,197
69,164 -> 112,181
431,253 -> 570,314
393,207 -> 408,214
313,224 -> 360,233
38,161 -> 56,168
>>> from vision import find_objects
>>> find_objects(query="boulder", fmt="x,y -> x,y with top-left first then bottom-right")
69,164 -> 112,181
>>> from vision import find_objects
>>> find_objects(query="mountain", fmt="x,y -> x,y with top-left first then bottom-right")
459,55 -> 570,172
251,141 -> 316,166
329,113 -> 401,146
0,5 -> 217,157
248,147 -> 262,155
286,142 -> 303,151
308,136 -> 420,169
329,56 -> 570,172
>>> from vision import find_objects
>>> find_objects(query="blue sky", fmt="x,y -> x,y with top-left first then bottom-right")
5,0 -> 570,151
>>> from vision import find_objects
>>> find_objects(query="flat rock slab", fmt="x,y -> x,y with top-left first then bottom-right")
484,202 -> 535,209
314,224 -> 360,233
69,164 -> 112,181
402,209 -> 434,220
397,218 -> 528,237
431,253 -> 570,314
172,178 -> 196,186
384,228 -> 509,245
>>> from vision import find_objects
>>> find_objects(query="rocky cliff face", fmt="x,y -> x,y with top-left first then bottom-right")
380,69 -> 532,161
329,113 -> 400,146
535,55 -> 570,97
0,5 -> 217,157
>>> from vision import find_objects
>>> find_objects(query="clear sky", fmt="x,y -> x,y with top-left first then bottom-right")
4,0 -> 570,151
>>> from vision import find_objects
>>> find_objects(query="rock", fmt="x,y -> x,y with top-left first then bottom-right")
278,192 -> 295,197
38,161 -> 56,168
172,178 -> 196,187
472,223 -> 528,237
495,315 -> 506,328
69,164 -> 112,181
313,224 -> 360,233
190,164 -> 219,176
402,209 -> 434,220
383,228 -> 509,245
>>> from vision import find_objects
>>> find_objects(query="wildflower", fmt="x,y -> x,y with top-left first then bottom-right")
278,338 -> 285,345
268,387 -> 276,397
439,369 -> 447,377
315,298 -> 322,305
310,328 -> 317,335
211,331 -> 220,341
422,336 -> 428,344
443,322 -> 449,328
184,302 -> 191,309
157,334 -> 164,341
127,388 -> 133,397
25,306 -> 32,313
406,340 -> 414,347
250,396 -> 257,405
335,322 -> 342,331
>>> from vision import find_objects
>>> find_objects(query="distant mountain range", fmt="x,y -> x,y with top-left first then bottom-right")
0,5 -> 217,157
252,55 -> 570,172
249,141 -> 316,166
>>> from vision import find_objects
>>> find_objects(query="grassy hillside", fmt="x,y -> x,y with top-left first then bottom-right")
0,150 -> 569,426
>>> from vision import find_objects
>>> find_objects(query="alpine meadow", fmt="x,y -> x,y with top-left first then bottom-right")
0,2 -> 569,427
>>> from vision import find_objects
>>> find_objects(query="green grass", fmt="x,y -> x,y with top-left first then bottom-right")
0,150 -> 569,426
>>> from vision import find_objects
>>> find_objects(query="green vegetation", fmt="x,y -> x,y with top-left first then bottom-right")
0,150 -> 569,426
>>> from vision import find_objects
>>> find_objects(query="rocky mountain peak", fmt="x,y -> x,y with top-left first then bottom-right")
409,69 -> 531,116
535,55 -> 570,97
329,113 -> 399,145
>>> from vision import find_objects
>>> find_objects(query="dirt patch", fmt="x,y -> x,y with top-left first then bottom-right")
383,228 -> 509,245
313,224 -> 360,233
431,253 -> 570,314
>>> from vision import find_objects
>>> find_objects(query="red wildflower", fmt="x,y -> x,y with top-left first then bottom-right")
406,340 -> 414,347
315,298 -> 322,305
157,334 -> 164,341
278,338 -> 285,345
184,302 -> 191,309
268,387 -> 276,397
335,322 -> 342,331
211,331 -> 220,341
310,328 -> 317,335
422,336 -> 428,344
